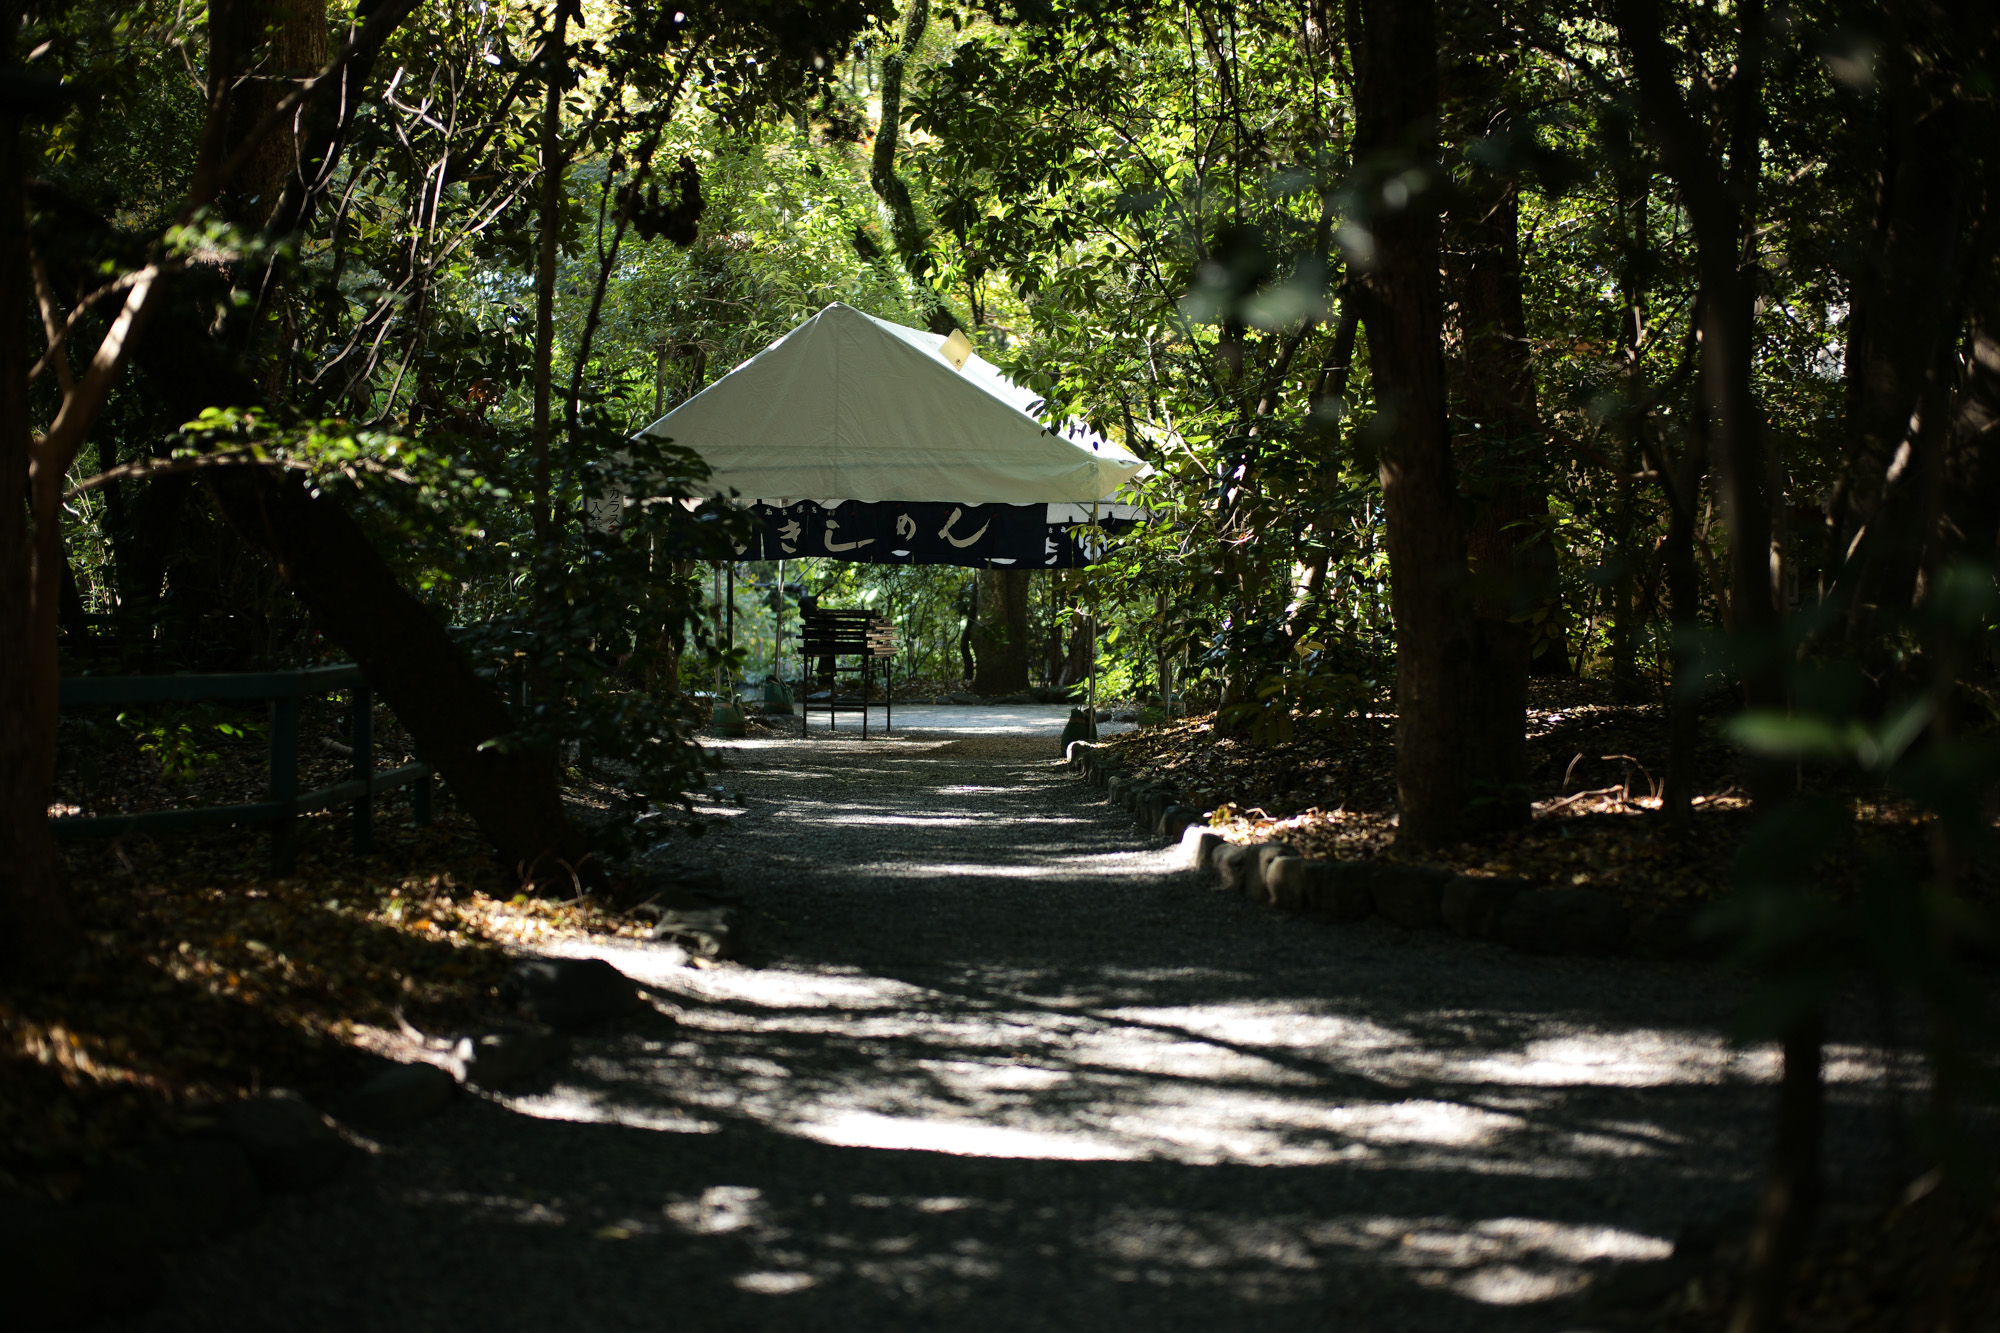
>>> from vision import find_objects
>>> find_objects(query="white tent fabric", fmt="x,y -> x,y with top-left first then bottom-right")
635,302 -> 1147,505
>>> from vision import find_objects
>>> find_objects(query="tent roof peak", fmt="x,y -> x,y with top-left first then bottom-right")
637,304 -> 1146,506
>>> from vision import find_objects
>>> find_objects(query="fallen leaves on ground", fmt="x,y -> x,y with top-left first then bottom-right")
8,742 -> 652,1203
1102,678 -> 1974,917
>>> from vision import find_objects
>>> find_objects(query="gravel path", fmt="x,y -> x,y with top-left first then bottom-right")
123,733 -> 1912,1332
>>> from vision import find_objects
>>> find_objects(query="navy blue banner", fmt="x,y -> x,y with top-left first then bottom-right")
740,501 -> 1135,568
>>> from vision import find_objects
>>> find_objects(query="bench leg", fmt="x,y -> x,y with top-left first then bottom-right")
412,742 -> 433,826
351,685 -> 373,856
270,695 -> 299,874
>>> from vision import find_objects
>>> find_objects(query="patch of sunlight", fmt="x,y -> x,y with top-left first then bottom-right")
1096,1004 -> 1414,1065
732,1271 -> 818,1294
1822,1043 -> 1892,1085
1567,1130 -> 1665,1157
507,955 -> 1772,1182
1324,1098 -> 1524,1147
1452,1266 -> 1585,1304
664,1185 -> 769,1235
1365,1214 -> 1670,1289
872,861 -> 1049,878
1461,1032 -> 1779,1087
802,813 -> 985,828
917,1059 -> 1071,1091
1279,1213 -> 1675,1305
915,1196 -> 977,1213
1091,1098 -> 1367,1166
504,1086 -> 718,1135
871,848 -> 1185,880
848,1194 -> 983,1213
799,1109 -> 1137,1160
1582,1117 -> 1689,1148
1067,1030 -> 1321,1084
1077,1083 -> 1563,1169
1470,1216 -> 1673,1262
629,959 -> 934,1011
535,937 -> 723,988
850,1250 -> 1006,1287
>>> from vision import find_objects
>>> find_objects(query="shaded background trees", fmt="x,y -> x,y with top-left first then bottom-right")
4,7 -> 1995,1320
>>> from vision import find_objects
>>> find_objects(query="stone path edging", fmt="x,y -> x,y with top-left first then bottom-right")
1064,739 -> 1722,962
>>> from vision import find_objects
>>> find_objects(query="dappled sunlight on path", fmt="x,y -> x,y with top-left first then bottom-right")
128,733 -> 1909,1332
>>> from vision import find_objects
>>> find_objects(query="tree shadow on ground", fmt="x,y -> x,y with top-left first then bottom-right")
115,735 -> 1930,1332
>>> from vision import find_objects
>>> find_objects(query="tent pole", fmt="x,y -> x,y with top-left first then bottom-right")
1088,504 -> 1099,729
1087,585 -> 1097,728
776,558 -> 785,685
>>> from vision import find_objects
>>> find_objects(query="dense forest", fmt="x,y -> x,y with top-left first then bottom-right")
1,0 -> 1995,1326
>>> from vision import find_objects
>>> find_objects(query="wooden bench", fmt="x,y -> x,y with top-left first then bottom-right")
799,609 -> 897,737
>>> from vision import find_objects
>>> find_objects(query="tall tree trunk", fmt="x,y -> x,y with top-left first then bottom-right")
1442,5 -> 1542,827
1609,160 -> 1650,703
1730,1012 -> 1825,1333
1942,212 -> 2000,561
1620,12 -> 1818,1329
1354,0 -> 1507,846
1608,154 -> 1656,700
970,567 -> 1031,695
0,86 -> 81,982
0,0 -> 420,982
1824,32 -> 1969,651
1619,0 -> 1780,784
1661,412 -> 1710,820
1046,572 -> 1094,688
870,0 -> 956,334
530,0 -> 570,546
1219,304 -> 1329,733
1055,619 -> 1092,689
217,0 -> 329,226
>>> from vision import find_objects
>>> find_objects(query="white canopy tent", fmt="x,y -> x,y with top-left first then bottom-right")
627,302 -> 1153,730
634,301 -> 1147,506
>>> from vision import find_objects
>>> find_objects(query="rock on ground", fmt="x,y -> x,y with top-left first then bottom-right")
500,958 -> 644,1030
217,1090 -> 348,1194
340,1063 -> 458,1132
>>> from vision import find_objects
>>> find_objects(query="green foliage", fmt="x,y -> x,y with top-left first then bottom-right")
1707,563 -> 2000,1176
116,705 -> 261,784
